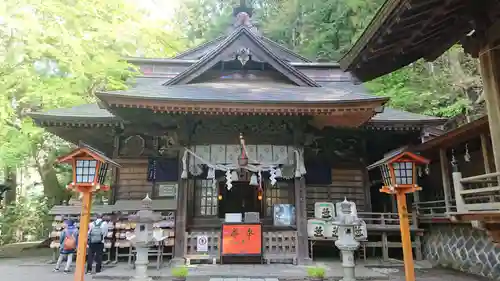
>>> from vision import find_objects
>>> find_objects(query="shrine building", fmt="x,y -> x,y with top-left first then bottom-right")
30,3 -> 446,265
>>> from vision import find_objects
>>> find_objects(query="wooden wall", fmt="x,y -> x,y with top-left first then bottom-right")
115,159 -> 152,200
306,168 -> 367,217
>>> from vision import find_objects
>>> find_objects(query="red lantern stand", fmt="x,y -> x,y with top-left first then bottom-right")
367,150 -> 429,281
57,143 -> 120,281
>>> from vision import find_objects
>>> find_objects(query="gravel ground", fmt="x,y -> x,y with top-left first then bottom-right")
384,268 -> 491,281
0,257 -> 493,281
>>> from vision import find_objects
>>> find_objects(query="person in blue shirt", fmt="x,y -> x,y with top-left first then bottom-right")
54,219 -> 78,273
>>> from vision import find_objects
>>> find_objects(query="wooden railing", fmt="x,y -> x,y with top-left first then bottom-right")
413,200 -> 457,221
308,212 -> 420,230
454,171 -> 500,213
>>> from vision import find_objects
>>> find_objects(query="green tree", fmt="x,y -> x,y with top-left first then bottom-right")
0,0 -> 185,206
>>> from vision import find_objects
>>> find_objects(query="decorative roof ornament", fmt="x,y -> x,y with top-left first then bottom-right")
141,193 -> 153,210
236,48 -> 250,66
340,198 -> 352,214
229,0 -> 260,35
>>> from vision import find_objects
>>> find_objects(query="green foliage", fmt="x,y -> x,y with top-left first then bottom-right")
307,266 -> 326,278
171,266 -> 189,277
171,0 -> 481,119
366,46 -> 482,117
0,0 -> 185,204
0,196 -> 50,245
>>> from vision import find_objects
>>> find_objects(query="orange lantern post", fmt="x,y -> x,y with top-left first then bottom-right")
367,148 -> 429,281
57,143 -> 120,281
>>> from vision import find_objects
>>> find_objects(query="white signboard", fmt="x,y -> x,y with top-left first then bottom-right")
197,235 -> 208,252
157,183 -> 178,198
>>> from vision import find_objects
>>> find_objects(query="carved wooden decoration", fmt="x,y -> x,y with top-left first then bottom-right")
121,135 -> 145,157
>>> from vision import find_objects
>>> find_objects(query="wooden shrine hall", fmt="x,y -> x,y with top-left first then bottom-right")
30,2 -> 446,265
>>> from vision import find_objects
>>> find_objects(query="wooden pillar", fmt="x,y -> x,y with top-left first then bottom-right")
74,191 -> 92,281
396,191 -> 415,281
439,149 -> 451,213
173,149 -> 188,265
479,45 -> 500,173
380,213 -> 389,261
480,133 -> 493,173
452,171 -> 466,213
110,134 -> 120,204
295,176 -> 310,264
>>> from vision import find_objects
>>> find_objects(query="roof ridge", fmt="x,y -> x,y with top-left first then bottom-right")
164,26 -> 320,87
172,36 -> 226,59
261,36 -> 312,62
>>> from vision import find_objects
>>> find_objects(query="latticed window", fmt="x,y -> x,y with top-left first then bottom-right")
265,181 -> 294,216
195,180 -> 218,216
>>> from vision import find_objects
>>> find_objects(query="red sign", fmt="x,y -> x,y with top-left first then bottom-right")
221,224 -> 262,255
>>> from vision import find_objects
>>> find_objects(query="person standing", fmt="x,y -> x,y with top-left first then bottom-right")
54,219 -> 78,273
86,214 -> 108,274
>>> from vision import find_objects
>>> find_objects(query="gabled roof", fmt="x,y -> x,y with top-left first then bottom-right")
338,0 -> 494,82
165,26 -> 320,87
174,35 -> 311,63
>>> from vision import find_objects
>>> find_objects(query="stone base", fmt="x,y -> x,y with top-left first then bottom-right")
423,224 -> 500,280
170,257 -> 186,267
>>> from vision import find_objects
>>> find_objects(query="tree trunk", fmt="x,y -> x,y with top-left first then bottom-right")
39,161 -> 66,206
3,166 -> 17,205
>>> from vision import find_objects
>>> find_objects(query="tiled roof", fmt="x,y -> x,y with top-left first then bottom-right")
30,104 -> 116,119
370,108 -> 445,122
98,82 -> 385,103
31,102 -> 444,125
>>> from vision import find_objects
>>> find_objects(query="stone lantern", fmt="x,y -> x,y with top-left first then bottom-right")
127,194 -> 164,281
331,198 -> 367,281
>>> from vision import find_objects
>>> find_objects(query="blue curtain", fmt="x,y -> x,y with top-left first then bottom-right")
305,161 -> 332,185
147,158 -> 178,182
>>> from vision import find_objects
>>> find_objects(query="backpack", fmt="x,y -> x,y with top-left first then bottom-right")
63,231 -> 76,251
89,221 -> 104,243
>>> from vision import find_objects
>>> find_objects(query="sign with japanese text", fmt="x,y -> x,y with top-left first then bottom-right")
221,223 -> 262,256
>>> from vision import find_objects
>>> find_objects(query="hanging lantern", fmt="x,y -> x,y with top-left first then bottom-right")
238,133 -> 249,167
249,173 -> 259,186
257,190 -> 263,201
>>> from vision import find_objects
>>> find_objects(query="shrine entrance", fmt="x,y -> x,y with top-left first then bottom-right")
218,181 -> 261,219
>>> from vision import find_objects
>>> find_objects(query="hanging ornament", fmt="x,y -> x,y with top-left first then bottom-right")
294,150 -> 302,178
275,166 -> 282,178
207,167 -> 215,179
258,170 -> 263,192
231,170 -> 239,182
451,149 -> 457,166
269,167 -> 277,186
464,143 -> 471,162
225,170 -> 233,190
249,173 -> 259,186
425,164 -> 430,175
418,166 -> 423,177
181,150 -> 188,179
